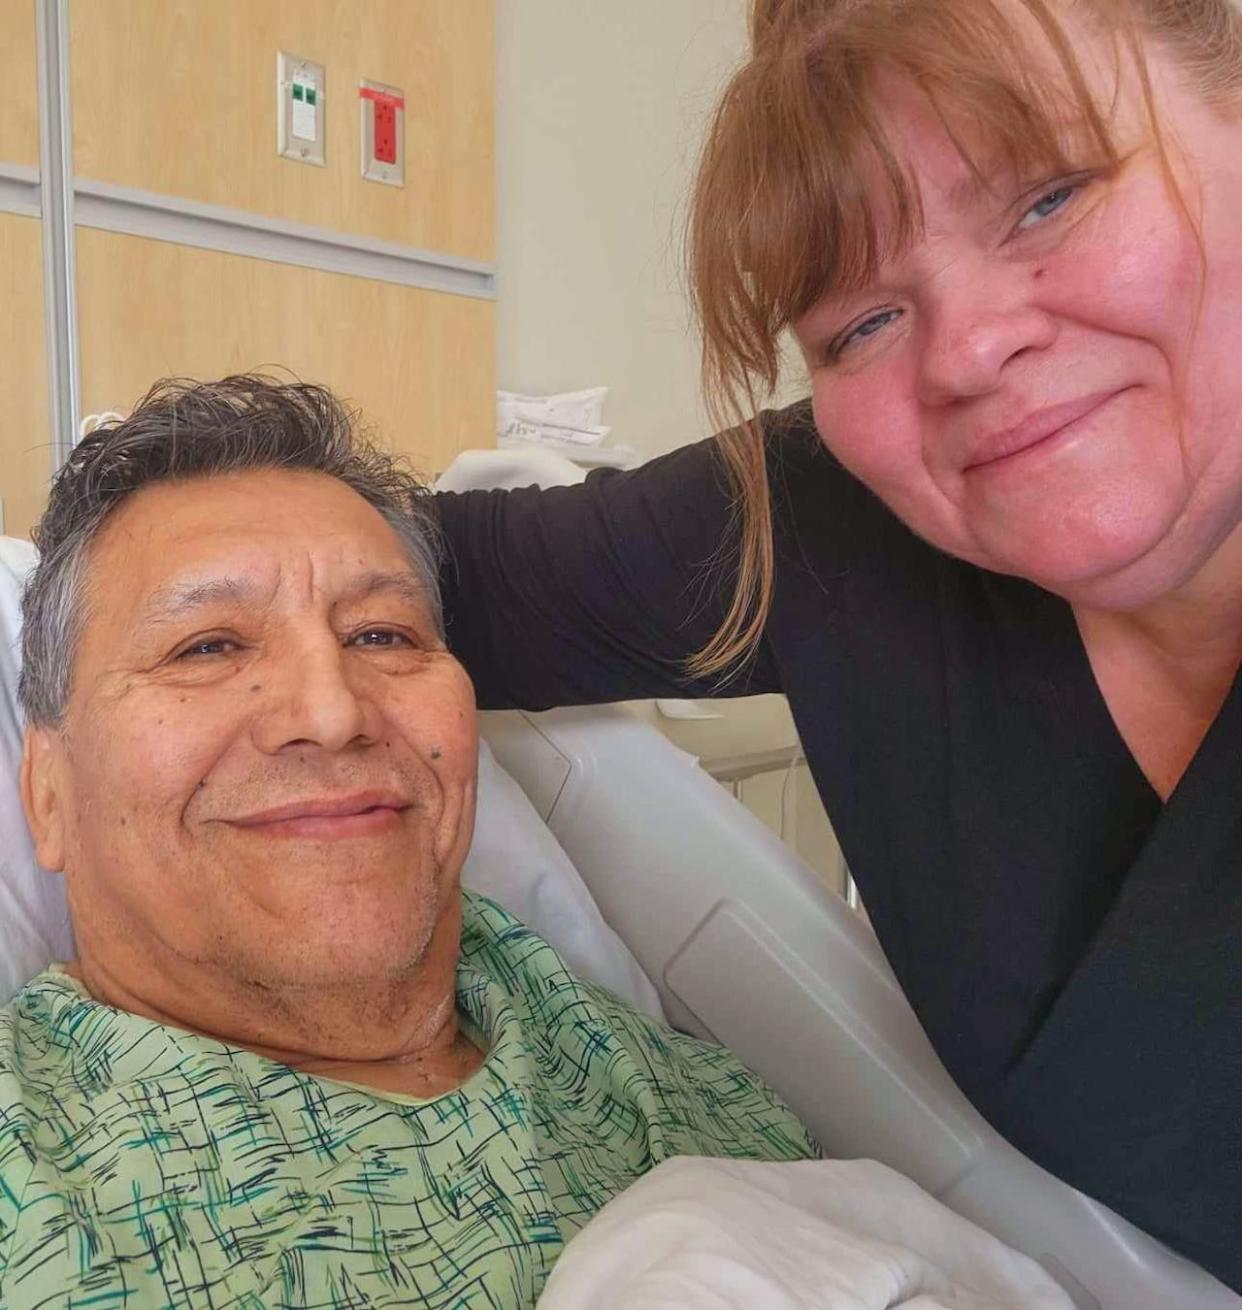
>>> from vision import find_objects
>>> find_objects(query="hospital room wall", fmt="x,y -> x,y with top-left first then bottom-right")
0,2 -> 39,169
0,2 -> 46,538
497,3 -> 845,894
495,0 -> 805,462
71,1 -> 494,262
0,0 -> 495,539
74,233 -> 493,482
72,0 -> 496,479
496,0 -> 743,460
0,214 -> 52,541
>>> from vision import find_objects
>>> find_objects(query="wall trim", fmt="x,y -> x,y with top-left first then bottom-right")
73,178 -> 497,300
1,163 -> 497,304
0,163 -> 41,219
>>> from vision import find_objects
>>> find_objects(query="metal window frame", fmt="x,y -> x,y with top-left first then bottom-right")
35,0 -> 80,465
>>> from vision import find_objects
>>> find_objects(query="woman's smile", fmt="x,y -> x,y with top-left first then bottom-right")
961,387 -> 1135,473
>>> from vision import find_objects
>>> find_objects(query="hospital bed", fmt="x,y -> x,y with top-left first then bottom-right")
481,704 -> 1241,1310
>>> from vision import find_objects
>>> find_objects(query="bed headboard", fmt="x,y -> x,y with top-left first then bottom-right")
481,705 -> 1240,1310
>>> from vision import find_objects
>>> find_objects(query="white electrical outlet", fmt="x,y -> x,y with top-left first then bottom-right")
277,52 -> 326,167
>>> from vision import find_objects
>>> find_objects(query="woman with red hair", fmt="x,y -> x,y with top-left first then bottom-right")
436,1 -> 1242,1288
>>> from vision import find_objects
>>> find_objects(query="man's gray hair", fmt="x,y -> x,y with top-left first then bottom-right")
20,374 -> 443,727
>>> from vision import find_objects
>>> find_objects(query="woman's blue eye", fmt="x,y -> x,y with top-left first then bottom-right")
835,308 -> 900,356
1016,184 -> 1076,232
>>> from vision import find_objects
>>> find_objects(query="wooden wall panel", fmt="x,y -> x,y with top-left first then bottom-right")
0,214 -> 51,539
0,0 -> 40,167
71,0 -> 495,262
76,230 -> 494,479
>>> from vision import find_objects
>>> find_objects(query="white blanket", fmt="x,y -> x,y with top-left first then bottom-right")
538,1156 -> 1075,1309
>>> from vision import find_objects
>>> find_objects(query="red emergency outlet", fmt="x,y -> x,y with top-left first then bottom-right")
374,99 -> 398,164
360,82 -> 405,183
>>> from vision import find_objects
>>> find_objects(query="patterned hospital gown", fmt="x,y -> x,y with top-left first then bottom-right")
0,892 -> 816,1309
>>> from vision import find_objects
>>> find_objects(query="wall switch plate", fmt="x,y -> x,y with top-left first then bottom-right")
277,52 -> 326,166
360,79 -> 405,186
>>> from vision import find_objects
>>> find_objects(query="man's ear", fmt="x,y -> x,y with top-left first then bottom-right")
21,726 -> 67,872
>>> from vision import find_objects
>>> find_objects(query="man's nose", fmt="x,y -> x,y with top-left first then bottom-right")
913,257 -> 1057,404
251,637 -> 378,755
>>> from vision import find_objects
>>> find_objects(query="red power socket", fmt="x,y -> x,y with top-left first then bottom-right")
373,99 -> 397,164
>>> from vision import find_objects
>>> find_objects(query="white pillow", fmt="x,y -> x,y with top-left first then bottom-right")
462,744 -> 662,1016
0,536 -> 662,1019
0,537 -> 74,1002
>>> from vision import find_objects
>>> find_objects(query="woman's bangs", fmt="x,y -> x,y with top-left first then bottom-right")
747,0 -> 1127,331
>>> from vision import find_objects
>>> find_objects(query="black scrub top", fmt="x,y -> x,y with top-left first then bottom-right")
435,398 -> 1242,1290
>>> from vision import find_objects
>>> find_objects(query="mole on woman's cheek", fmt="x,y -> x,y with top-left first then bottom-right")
430,747 -> 442,760
250,684 -> 262,693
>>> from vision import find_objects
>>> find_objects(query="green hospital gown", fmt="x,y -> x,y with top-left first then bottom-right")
0,891 -> 816,1309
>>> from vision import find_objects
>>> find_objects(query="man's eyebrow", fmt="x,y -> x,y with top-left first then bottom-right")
332,570 -> 431,612
139,577 -> 264,627
136,570 -> 431,629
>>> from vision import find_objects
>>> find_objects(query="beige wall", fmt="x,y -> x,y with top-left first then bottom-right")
0,1 -> 39,168
496,0 -> 754,461
0,1 -> 495,536
76,232 -> 493,479
72,0 -> 494,262
0,4 -> 48,538
0,214 -> 50,540
70,0 -> 495,470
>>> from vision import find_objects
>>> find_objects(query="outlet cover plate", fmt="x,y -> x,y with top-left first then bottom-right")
277,52 -> 326,167
360,78 -> 405,187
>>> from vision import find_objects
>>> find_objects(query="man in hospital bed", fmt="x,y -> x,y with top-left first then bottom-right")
0,376 -> 1074,1309
0,375 -> 814,1309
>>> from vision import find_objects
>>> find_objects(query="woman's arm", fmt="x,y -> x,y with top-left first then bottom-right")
435,433 -> 781,710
